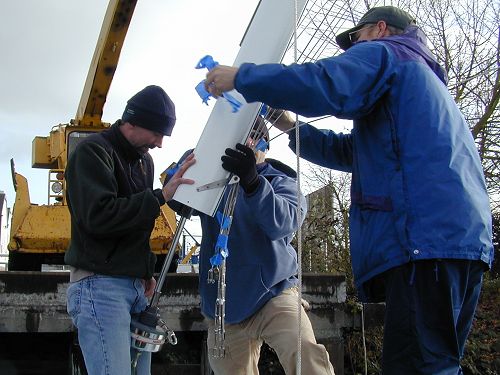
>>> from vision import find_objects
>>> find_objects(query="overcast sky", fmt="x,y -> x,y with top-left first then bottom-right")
0,1 -> 350,238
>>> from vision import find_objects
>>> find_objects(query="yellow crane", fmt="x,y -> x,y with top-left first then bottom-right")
8,0 -> 178,271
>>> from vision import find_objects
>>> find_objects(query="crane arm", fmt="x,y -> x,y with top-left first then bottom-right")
74,0 -> 137,127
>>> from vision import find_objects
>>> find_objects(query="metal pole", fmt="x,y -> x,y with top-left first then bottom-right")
182,234 -> 186,261
150,215 -> 187,307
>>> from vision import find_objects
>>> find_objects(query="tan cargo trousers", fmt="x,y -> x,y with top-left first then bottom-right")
206,287 -> 336,375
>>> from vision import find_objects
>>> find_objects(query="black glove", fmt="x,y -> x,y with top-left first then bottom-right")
221,143 -> 260,193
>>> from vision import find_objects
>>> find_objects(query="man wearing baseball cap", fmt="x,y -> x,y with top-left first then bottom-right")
65,85 -> 195,375
204,5 -> 493,374
335,6 -> 415,51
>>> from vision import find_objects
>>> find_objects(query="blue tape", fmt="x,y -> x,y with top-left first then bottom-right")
216,212 -> 232,229
164,164 -> 180,182
195,81 -> 211,105
194,55 -> 242,112
215,234 -> 228,252
210,253 -> 223,267
260,105 -> 269,116
255,139 -> 268,152
222,92 -> 242,113
195,55 -> 219,70
209,234 -> 229,267
211,212 -> 232,265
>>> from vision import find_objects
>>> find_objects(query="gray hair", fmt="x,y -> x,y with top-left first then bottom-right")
386,25 -> 406,36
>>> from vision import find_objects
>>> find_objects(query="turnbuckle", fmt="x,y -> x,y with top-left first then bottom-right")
207,266 -> 220,283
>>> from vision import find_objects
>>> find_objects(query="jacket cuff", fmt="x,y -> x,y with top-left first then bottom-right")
242,175 -> 260,195
153,188 -> 166,206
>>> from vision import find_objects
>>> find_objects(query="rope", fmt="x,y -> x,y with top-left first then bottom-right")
361,303 -> 367,375
293,1 -> 303,374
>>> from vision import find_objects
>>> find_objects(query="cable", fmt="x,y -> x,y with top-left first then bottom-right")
293,1 -> 303,374
361,302 -> 368,375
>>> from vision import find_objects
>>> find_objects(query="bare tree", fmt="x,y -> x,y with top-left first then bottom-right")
410,0 -> 500,205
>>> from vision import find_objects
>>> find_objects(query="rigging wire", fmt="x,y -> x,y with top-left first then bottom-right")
361,302 -> 368,375
293,1 -> 303,374
280,1 -> 371,373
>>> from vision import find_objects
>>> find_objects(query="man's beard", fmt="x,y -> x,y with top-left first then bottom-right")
137,145 -> 155,154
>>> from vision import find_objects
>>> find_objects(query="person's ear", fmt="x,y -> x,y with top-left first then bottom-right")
377,20 -> 389,37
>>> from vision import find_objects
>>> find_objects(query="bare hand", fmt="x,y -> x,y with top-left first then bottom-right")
143,277 -> 156,298
266,108 -> 295,132
205,65 -> 239,97
162,153 -> 195,201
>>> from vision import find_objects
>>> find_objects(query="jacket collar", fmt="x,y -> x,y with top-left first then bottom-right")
105,120 -> 142,162
381,26 -> 448,85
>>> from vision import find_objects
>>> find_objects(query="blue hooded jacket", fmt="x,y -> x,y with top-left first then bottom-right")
234,26 -> 493,301
198,160 -> 306,323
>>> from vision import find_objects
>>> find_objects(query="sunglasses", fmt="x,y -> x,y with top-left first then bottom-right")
348,24 -> 376,44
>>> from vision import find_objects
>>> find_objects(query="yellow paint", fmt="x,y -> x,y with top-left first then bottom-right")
31,137 -> 54,168
9,170 -> 177,255
180,245 -> 200,264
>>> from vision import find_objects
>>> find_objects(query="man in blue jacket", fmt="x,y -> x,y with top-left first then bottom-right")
204,6 -> 494,375
171,120 -> 335,374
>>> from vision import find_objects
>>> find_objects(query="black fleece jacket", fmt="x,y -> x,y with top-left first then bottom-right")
64,122 -> 165,278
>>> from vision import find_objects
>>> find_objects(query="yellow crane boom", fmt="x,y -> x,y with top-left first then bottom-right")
8,0 -> 178,271
76,0 -> 137,127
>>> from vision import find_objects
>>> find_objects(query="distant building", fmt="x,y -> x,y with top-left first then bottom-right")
301,184 -> 351,277
0,191 -> 10,269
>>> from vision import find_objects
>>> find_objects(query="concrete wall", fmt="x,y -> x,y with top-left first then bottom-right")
0,271 -> 350,374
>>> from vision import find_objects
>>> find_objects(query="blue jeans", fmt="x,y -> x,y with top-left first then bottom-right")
382,259 -> 484,375
67,275 -> 151,375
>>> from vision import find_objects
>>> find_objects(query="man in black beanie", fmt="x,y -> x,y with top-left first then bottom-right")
64,85 -> 195,375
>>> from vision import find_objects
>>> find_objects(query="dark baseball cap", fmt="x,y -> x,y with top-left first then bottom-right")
336,6 -> 415,50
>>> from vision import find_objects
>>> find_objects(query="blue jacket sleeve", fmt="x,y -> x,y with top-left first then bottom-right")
242,174 -> 307,241
289,122 -> 353,172
235,42 -> 395,119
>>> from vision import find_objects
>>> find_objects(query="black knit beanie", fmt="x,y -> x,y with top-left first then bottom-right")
122,85 -> 176,136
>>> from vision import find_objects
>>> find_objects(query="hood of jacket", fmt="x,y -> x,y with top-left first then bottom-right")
377,25 -> 448,84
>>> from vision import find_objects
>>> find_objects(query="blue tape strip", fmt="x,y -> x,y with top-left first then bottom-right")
255,139 -> 268,152
215,234 -> 228,252
195,81 -> 211,105
222,92 -> 242,113
195,81 -> 241,112
194,55 -> 242,112
212,212 -> 231,264
195,55 -> 218,70
260,105 -> 269,116
164,164 -> 180,181
210,253 -> 223,266
215,212 -> 232,229
210,234 -> 229,267
221,216 -> 232,230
